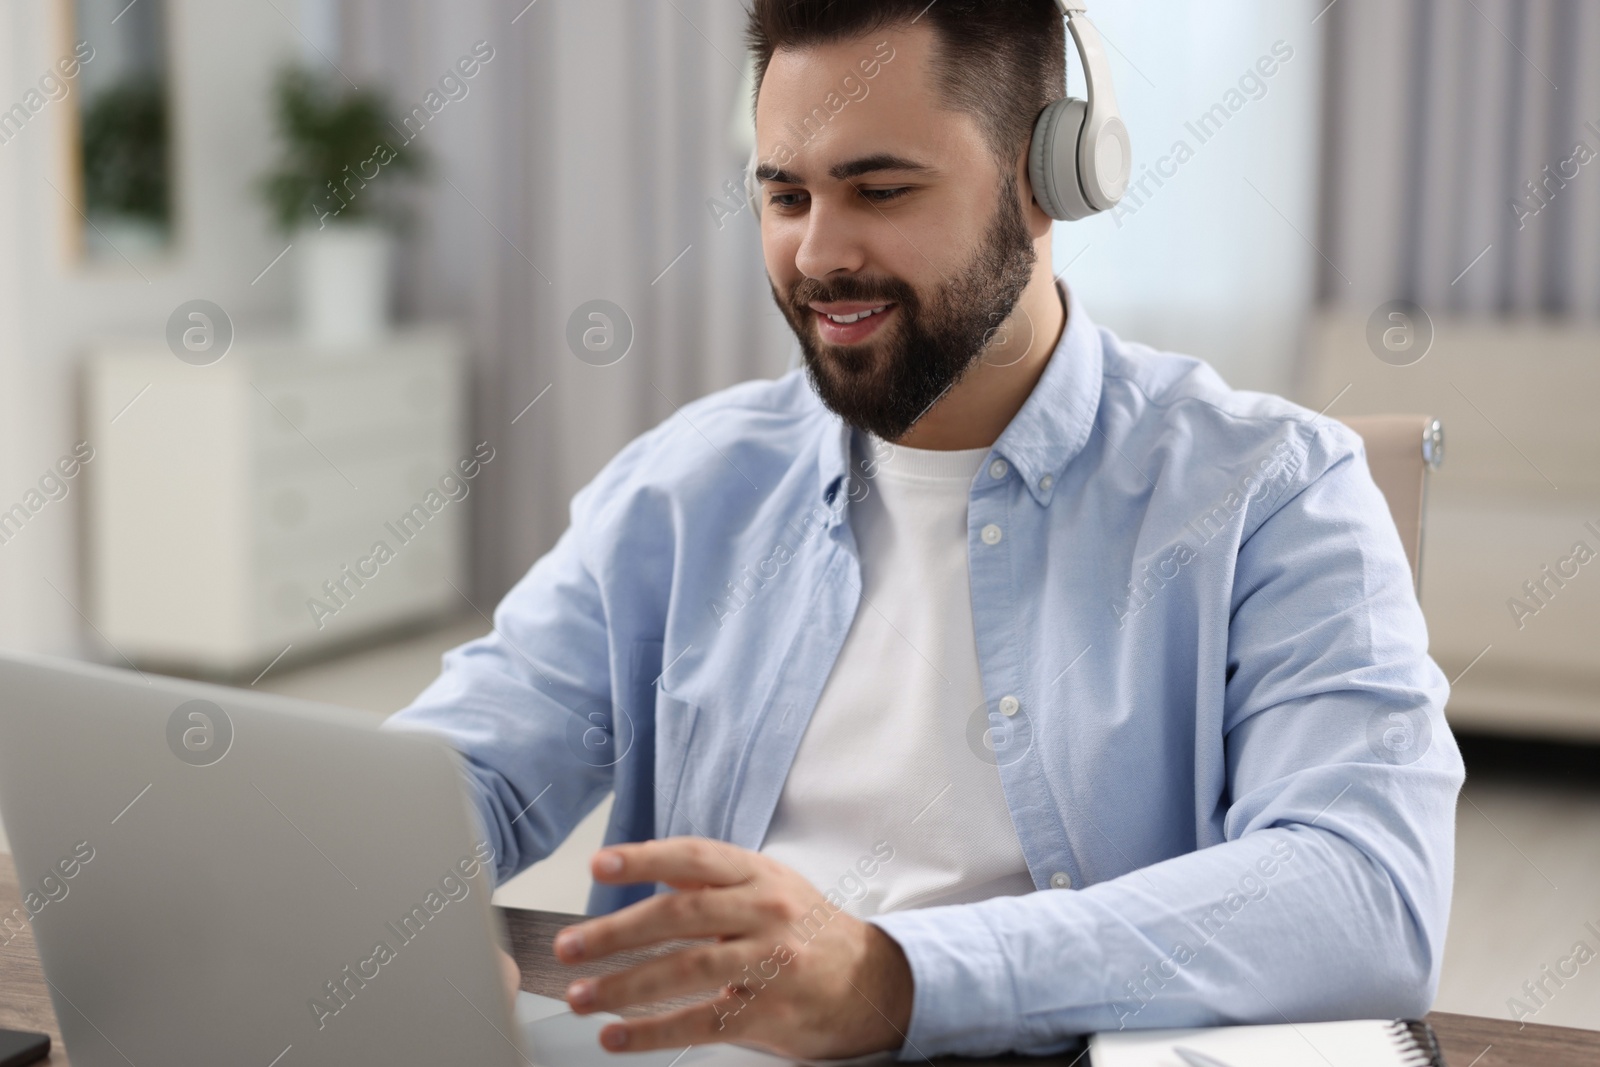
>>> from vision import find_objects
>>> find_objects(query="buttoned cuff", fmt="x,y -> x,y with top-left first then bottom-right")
866,906 -> 1020,1059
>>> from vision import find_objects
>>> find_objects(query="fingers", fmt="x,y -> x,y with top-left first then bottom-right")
590,836 -> 759,890
594,992 -> 759,1053
498,944 -> 522,1011
498,944 -> 522,989
555,883 -> 771,963
566,941 -> 752,1015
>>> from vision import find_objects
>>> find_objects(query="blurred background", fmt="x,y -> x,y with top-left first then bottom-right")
0,0 -> 1596,1033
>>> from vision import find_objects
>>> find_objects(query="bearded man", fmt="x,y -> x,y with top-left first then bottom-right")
386,1 -> 1462,1059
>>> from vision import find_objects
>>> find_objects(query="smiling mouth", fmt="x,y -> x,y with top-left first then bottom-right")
820,305 -> 891,325
808,303 -> 899,346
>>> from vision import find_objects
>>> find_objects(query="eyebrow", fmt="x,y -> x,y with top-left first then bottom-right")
756,153 -> 935,185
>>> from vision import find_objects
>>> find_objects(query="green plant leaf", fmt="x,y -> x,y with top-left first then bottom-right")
256,63 -> 428,233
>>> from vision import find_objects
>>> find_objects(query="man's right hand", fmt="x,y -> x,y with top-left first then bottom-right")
498,943 -> 523,1011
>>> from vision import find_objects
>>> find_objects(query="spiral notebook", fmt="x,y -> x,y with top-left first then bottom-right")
1089,1018 -> 1446,1067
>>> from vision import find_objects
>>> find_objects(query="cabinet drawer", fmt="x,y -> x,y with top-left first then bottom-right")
251,360 -> 459,449
253,451 -> 475,552
255,534 -> 459,650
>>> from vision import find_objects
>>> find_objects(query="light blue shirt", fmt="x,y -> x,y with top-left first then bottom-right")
385,285 -> 1463,1058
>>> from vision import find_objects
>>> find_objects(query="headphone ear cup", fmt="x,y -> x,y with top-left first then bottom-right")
1079,112 -> 1133,211
1029,97 -> 1096,222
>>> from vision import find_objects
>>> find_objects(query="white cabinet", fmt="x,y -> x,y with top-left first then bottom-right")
83,328 -> 470,677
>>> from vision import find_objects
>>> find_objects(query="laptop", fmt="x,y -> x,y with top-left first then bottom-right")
0,647 -> 544,1066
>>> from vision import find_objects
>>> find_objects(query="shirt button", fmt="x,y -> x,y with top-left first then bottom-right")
980,523 -> 1003,545
1039,474 -> 1054,492
989,459 -> 1009,480
999,695 -> 1020,717
1050,871 -> 1073,889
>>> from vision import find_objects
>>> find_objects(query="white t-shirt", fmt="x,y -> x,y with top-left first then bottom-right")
759,432 -> 1038,917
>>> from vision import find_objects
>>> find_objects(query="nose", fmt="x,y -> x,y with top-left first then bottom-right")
792,195 -> 869,281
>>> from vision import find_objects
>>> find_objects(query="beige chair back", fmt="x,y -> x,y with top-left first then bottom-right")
1334,415 -> 1443,594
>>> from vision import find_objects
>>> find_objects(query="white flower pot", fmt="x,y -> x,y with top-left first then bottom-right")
296,222 -> 393,348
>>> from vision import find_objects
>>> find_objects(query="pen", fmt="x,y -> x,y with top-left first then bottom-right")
1172,1046 -> 1238,1067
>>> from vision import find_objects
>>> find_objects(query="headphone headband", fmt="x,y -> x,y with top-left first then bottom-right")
1053,0 -> 1130,213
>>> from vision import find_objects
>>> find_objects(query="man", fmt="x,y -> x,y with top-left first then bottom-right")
385,0 -> 1463,1059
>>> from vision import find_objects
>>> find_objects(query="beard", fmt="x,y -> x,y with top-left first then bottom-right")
772,171 -> 1039,441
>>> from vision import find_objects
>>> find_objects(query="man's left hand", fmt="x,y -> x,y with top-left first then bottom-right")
553,837 -> 913,1059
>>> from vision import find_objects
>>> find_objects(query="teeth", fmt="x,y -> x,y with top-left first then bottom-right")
825,305 -> 888,325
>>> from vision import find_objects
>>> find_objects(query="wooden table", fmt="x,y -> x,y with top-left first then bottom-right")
2,855 -> 1595,1065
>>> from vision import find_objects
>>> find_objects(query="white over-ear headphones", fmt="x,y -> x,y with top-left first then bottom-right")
745,0 -> 1131,222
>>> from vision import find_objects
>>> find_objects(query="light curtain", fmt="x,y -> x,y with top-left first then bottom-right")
1318,0 -> 1600,317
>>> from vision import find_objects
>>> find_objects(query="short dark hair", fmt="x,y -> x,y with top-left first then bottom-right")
743,0 -> 1067,174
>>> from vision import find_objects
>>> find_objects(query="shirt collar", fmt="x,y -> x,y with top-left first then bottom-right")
995,279 -> 1104,506
813,279 -> 1104,511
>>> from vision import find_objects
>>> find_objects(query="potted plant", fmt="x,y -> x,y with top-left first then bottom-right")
257,65 -> 426,347
82,75 -> 173,257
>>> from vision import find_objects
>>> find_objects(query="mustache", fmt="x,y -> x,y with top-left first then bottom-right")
789,277 -> 914,309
